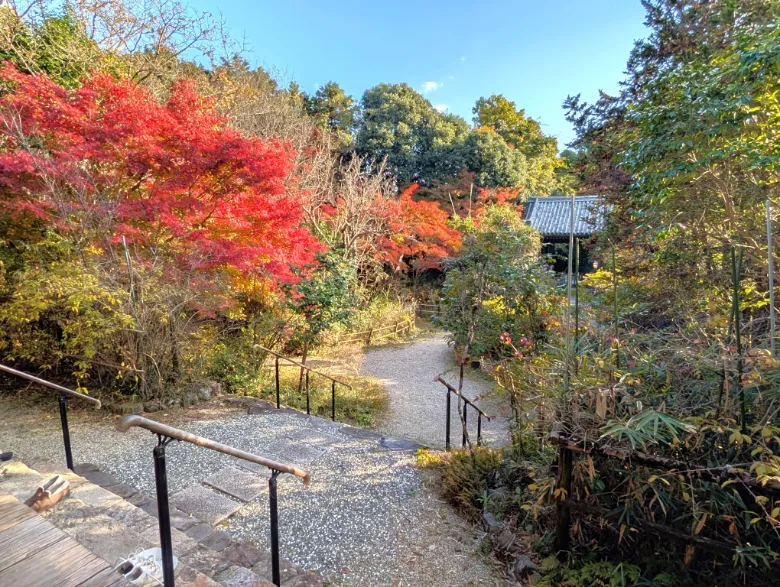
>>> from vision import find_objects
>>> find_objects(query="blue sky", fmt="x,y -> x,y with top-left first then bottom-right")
189,0 -> 650,149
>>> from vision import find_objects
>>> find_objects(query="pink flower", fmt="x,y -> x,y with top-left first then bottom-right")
500,332 -> 512,345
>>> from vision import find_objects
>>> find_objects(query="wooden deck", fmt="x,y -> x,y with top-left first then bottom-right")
0,492 -> 129,586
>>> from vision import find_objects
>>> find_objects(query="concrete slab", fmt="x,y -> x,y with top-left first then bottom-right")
234,460 -> 272,478
71,463 -> 100,475
104,482 -> 139,500
203,467 -> 267,503
266,439 -> 325,468
285,429 -> 339,448
80,469 -> 120,487
303,415 -> 344,433
338,426 -> 382,441
185,522 -> 215,543
379,437 -> 423,451
171,485 -> 242,525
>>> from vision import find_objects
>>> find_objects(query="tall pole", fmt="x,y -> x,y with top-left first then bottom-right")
613,245 -> 619,370
768,200 -> 776,358
269,471 -> 281,586
445,389 -> 451,450
732,246 -> 746,433
153,438 -> 175,587
564,194 -> 575,395
58,393 -> 74,470
574,238 -> 580,351
275,357 -> 280,409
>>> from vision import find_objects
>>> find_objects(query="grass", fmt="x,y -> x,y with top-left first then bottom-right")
254,365 -> 387,428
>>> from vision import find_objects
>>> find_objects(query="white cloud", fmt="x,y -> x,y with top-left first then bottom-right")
460,56 -> 466,63
421,81 -> 442,94
434,104 -> 450,113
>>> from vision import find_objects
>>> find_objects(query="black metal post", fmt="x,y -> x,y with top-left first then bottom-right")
269,471 -> 281,586
305,372 -> 310,415
477,413 -> 482,446
153,436 -> 175,587
445,389 -> 451,450
462,404 -> 468,447
275,357 -> 280,409
331,381 -> 336,421
58,393 -> 74,470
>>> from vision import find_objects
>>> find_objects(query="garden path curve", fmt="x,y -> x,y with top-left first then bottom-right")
360,333 -> 510,450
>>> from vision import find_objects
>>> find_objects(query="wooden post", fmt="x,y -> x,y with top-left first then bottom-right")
554,446 -> 573,553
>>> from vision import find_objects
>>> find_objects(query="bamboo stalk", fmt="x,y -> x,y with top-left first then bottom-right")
564,194 -> 575,395
732,246 -> 746,433
612,244 -> 619,370
574,238 -> 580,351
768,200 -> 776,358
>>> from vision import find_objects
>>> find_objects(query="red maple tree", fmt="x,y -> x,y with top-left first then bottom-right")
378,184 -> 461,274
0,63 -> 319,289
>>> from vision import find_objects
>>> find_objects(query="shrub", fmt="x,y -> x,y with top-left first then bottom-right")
440,447 -> 502,521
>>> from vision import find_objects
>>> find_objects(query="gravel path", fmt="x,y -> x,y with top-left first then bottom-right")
0,402 -> 504,586
361,333 -> 510,449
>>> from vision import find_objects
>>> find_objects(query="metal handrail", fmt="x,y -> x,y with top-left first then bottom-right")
0,363 -> 101,407
435,376 -> 492,419
116,415 -> 310,587
254,345 -> 351,388
0,363 -> 100,469
254,345 -> 352,421
435,375 -> 492,450
116,415 -> 310,484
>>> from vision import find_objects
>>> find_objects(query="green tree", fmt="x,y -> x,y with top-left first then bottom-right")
565,0 -> 780,315
473,94 -> 563,195
305,82 -> 357,147
0,10 -> 105,88
462,128 -> 527,189
355,82 -> 469,185
439,204 -> 547,358
285,251 -> 357,389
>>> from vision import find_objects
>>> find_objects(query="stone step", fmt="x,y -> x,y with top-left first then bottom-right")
1,460 -> 279,586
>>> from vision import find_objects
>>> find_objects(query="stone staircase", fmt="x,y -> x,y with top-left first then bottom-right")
0,457 -> 322,587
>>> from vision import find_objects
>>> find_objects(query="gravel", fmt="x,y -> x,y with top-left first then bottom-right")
361,333 -> 510,449
0,402 -> 504,586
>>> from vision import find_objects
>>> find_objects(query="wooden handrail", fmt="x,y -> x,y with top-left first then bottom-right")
435,375 -> 492,419
340,321 -> 413,343
0,363 -> 101,408
254,346 -> 352,389
339,318 -> 415,340
116,415 -> 311,486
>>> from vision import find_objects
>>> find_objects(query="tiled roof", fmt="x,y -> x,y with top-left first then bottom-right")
523,195 -> 605,238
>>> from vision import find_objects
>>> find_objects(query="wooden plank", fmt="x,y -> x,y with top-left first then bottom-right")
0,516 -> 66,572
0,538 -> 87,586
0,492 -> 36,532
0,493 -> 125,586
81,566 -> 132,587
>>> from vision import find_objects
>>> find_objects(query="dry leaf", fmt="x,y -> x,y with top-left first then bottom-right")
684,544 -> 695,566
694,513 -> 708,535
